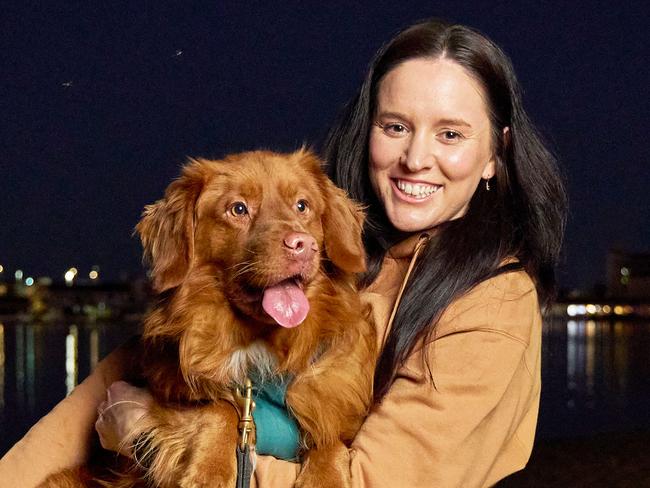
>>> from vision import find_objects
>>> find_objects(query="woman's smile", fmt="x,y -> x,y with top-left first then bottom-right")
393,178 -> 441,199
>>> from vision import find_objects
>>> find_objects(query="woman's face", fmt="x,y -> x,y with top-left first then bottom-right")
369,57 -> 496,233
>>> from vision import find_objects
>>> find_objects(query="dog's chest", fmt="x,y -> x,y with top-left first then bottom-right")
226,340 -> 279,384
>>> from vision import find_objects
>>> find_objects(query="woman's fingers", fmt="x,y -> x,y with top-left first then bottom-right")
97,399 -> 108,418
95,381 -> 154,457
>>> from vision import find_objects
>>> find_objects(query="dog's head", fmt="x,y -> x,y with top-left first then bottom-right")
136,149 -> 365,327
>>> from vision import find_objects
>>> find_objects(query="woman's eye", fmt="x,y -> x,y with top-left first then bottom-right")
230,202 -> 248,216
384,123 -> 407,135
441,130 -> 462,142
296,199 -> 309,213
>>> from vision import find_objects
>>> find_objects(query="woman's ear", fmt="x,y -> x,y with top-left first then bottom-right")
321,178 -> 367,274
482,159 -> 497,180
135,159 -> 208,292
483,127 -> 510,180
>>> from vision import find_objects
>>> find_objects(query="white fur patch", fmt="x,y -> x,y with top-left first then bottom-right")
225,341 -> 278,384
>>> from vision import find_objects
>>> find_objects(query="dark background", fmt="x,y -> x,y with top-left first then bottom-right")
2,1 -> 649,289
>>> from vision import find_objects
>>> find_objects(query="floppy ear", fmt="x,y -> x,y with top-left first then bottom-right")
136,159 -> 208,292
322,178 -> 367,274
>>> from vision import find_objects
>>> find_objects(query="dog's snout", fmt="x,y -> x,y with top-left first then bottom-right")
284,233 -> 317,259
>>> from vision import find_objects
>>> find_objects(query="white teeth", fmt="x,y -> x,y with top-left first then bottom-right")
396,179 -> 440,198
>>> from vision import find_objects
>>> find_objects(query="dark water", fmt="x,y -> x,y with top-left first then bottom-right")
1,318 -> 650,456
0,319 -> 142,456
538,317 -> 650,439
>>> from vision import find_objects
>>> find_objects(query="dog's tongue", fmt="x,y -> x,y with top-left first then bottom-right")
262,280 -> 309,328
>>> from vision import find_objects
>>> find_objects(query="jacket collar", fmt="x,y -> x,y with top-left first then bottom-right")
387,231 -> 433,259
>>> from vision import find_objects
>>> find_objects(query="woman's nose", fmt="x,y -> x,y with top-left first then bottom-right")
402,133 -> 435,172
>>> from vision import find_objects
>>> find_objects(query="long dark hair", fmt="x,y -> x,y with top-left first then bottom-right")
323,19 -> 567,402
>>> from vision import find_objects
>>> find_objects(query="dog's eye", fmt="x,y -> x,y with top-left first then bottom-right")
230,202 -> 249,216
296,200 -> 309,213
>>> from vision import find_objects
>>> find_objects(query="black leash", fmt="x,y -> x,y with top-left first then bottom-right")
236,444 -> 254,488
233,378 -> 256,488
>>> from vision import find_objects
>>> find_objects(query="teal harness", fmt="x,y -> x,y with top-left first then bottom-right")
250,375 -> 300,461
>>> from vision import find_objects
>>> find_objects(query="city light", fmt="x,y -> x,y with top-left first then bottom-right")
15,269 -> 23,281
25,277 -> 35,287
64,267 -> 78,286
567,304 -> 587,317
89,265 -> 100,281
565,303 -> 639,318
0,264 -> 4,273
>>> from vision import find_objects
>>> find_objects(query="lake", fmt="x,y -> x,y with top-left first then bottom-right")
2,317 -> 650,455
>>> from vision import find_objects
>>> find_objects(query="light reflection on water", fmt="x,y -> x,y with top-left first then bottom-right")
0,319 -> 141,455
539,317 -> 650,438
1,318 -> 649,455
65,325 -> 79,396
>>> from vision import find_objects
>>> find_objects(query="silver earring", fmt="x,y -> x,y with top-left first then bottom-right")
485,178 -> 491,191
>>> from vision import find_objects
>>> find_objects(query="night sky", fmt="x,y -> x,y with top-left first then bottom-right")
2,2 -> 648,290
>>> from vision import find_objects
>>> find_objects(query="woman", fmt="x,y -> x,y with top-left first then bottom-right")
1,19 -> 566,487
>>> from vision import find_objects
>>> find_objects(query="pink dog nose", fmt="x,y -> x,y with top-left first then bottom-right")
284,233 -> 317,260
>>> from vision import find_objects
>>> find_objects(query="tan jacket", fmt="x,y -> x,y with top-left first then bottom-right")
0,236 -> 541,488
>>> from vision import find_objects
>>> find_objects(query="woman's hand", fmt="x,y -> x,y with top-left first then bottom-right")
95,380 -> 154,457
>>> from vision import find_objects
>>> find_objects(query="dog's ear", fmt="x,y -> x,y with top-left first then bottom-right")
322,178 -> 367,274
136,159 -> 208,292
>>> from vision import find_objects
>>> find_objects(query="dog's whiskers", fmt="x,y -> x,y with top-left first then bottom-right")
229,262 -> 257,280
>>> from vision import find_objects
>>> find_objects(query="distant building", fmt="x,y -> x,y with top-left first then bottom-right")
0,279 -> 151,320
42,280 -> 151,318
607,249 -> 650,300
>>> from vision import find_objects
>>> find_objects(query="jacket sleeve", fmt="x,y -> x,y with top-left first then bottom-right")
253,273 -> 541,488
0,338 -> 139,488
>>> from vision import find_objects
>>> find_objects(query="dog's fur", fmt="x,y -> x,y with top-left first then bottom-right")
43,149 -> 375,487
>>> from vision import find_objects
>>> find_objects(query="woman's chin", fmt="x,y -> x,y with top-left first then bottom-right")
389,215 -> 438,233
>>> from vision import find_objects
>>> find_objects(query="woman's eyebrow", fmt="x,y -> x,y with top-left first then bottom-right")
436,117 -> 472,128
375,110 -> 408,120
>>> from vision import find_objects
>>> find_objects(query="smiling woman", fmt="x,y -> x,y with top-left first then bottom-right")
369,57 -> 497,232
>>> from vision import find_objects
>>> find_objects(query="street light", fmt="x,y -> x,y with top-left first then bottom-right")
64,267 -> 78,286
89,265 -> 100,280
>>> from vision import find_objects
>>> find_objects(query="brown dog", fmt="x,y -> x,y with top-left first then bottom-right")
43,149 -> 375,487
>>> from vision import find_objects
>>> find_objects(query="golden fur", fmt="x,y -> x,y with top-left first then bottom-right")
43,149 -> 375,487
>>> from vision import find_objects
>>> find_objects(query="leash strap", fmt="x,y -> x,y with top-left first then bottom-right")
236,444 -> 254,488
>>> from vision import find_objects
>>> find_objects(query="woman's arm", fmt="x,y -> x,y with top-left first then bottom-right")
253,271 -> 541,488
0,337 -> 140,488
